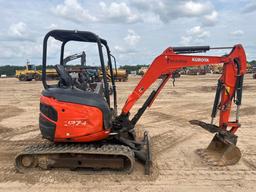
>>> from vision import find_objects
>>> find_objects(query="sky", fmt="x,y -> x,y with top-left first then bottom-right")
0,0 -> 255,66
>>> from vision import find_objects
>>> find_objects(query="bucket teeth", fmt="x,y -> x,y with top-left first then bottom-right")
196,134 -> 241,166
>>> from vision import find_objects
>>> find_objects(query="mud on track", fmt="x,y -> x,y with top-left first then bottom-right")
0,75 -> 256,192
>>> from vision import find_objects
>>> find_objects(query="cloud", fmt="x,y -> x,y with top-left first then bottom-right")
53,0 -> 141,24
131,0 -> 215,23
180,26 -> 210,45
242,1 -> 256,13
114,29 -> 141,54
53,0 -> 97,23
0,22 -> 35,42
9,22 -> 27,37
181,1 -> 213,16
48,23 -> 58,30
52,0 -> 218,25
189,26 -> 210,38
0,1 -> 256,66
99,2 -> 141,23
230,30 -> 244,36
114,45 -> 137,54
124,29 -> 141,46
180,36 -> 192,45
202,11 -> 218,26
0,46 -> 17,59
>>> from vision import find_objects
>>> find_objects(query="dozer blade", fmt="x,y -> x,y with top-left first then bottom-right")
190,120 -> 242,166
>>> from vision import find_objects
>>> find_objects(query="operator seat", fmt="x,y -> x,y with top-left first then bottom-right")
42,64 -> 112,128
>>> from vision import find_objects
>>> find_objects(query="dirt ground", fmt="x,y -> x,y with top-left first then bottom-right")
0,74 -> 256,192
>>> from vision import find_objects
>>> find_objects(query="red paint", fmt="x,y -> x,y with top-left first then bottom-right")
121,44 -> 247,133
40,96 -> 109,142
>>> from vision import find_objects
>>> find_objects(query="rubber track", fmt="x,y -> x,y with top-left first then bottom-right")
15,143 -> 135,173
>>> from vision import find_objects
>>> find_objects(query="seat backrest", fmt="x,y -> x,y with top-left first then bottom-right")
55,64 -> 73,87
93,82 -> 104,96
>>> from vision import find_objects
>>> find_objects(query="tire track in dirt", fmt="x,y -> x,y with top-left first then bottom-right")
240,106 -> 256,116
243,159 -> 256,170
0,105 -> 39,182
0,105 -> 26,138
151,129 -> 195,157
145,110 -> 192,125
156,170 -> 256,183
0,125 -> 37,139
0,105 -> 24,122
0,125 -> 12,134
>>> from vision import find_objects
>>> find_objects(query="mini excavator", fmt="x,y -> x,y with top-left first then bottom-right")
15,30 -> 247,174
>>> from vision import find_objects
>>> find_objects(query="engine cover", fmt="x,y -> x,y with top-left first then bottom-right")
40,95 -> 110,142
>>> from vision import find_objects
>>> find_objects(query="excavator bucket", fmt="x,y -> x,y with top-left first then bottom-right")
190,120 -> 241,166
196,134 -> 241,166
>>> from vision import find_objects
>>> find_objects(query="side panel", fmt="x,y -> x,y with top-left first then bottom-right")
40,96 -> 110,142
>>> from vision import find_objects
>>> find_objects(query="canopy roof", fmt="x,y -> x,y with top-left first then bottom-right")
47,29 -> 107,45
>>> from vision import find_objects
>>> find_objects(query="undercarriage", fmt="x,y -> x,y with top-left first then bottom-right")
15,131 -> 151,174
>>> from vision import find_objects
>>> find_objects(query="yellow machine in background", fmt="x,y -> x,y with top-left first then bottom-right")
108,68 -> 128,82
15,61 -> 37,81
98,67 -> 128,82
138,67 -> 148,76
16,61 -> 58,81
210,64 -> 223,74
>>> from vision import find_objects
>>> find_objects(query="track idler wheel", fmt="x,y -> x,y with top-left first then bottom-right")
15,155 -> 37,172
196,133 -> 241,166
21,155 -> 34,167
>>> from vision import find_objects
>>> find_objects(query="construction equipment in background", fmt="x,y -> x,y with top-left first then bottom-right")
16,60 -> 37,81
98,55 -> 128,82
63,51 -> 128,82
16,60 -> 58,81
110,68 -> 128,82
15,30 -> 247,175
139,66 -> 181,78
210,64 -> 223,74
186,66 -> 207,75
98,67 -> 128,82
62,51 -> 91,79
34,68 -> 58,81
138,66 -> 148,76
252,66 -> 256,79
63,51 -> 86,66
246,63 -> 253,74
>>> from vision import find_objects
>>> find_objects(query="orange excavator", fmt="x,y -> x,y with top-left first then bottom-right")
15,30 -> 247,174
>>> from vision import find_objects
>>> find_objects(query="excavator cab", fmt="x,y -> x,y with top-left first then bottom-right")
40,30 -> 117,142
62,51 -> 101,90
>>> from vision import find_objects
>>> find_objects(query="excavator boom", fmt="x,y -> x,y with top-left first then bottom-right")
119,44 -> 246,166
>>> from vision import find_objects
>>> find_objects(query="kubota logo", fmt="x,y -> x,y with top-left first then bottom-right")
192,58 -> 209,62
64,120 -> 87,127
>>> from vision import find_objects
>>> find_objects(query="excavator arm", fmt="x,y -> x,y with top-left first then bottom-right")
121,44 -> 246,133
63,51 -> 86,66
114,44 -> 246,167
